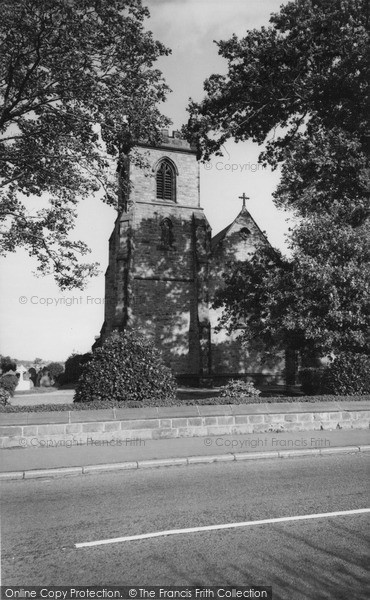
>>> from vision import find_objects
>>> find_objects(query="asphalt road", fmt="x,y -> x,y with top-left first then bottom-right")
2,454 -> 370,599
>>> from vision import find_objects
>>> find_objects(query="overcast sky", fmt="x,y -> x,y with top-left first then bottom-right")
0,0 -> 290,363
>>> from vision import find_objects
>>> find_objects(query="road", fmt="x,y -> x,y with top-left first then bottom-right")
1,454 -> 369,599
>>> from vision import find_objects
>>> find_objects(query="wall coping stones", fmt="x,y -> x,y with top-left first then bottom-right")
1,400 -> 369,426
156,406 -> 202,418
70,409 -> 116,423
197,405 -> 233,416
2,412 -> 70,426
115,407 -> 160,420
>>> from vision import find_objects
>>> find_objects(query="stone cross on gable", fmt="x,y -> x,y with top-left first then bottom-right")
238,193 -> 250,209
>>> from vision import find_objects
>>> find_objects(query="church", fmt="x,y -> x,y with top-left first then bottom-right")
95,131 -> 284,385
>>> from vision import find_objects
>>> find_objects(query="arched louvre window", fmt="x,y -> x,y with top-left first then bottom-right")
156,160 -> 176,201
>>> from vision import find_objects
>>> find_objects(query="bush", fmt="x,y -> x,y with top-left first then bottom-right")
0,355 -> 17,373
298,367 -> 324,395
219,378 -> 261,398
321,352 -> 370,395
74,330 -> 177,403
0,387 -> 10,405
28,367 -> 37,386
58,353 -> 92,385
0,373 -> 19,397
46,362 -> 64,382
1,393 -> 368,413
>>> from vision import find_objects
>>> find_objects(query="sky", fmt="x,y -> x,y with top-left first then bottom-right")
0,0 -> 291,363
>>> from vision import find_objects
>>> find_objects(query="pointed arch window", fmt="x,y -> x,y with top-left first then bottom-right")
156,159 -> 176,202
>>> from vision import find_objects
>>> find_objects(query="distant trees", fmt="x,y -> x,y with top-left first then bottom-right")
0,354 -> 17,373
45,361 -> 64,382
58,352 -> 92,386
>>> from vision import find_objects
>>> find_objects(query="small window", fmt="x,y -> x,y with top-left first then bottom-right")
239,227 -> 251,240
156,160 -> 176,201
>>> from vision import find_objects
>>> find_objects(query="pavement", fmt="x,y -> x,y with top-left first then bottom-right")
1,428 -> 369,480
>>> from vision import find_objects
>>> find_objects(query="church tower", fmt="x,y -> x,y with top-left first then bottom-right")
99,131 -> 212,384
97,132 -> 285,386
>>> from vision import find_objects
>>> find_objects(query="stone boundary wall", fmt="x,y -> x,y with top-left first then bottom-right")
1,404 -> 369,449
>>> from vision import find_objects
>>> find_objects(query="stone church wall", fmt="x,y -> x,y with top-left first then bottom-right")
209,210 -> 284,383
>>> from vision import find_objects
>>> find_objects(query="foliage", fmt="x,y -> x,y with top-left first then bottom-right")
46,362 -> 64,381
0,355 -> 17,373
0,387 -> 10,405
0,372 -> 19,396
0,0 -> 171,288
321,353 -> 370,396
58,353 -> 92,385
187,0 -> 369,359
298,368 -> 324,396
74,330 -> 177,403
213,248 -> 302,352
1,394 -> 369,413
185,0 -> 367,168
219,379 -> 261,398
28,367 -> 37,385
215,229 -> 370,357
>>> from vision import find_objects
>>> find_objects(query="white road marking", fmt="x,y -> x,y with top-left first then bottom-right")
75,507 -> 370,548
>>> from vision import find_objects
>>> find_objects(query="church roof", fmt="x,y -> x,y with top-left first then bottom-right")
211,206 -> 269,250
211,222 -> 233,250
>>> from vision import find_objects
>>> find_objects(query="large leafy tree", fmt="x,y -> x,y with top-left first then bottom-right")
0,0 -> 170,288
187,0 -> 369,359
215,222 -> 369,359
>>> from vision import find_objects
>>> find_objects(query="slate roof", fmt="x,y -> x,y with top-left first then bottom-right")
211,207 -> 270,250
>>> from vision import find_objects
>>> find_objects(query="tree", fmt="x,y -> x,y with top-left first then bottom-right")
58,352 -> 92,385
0,354 -> 17,373
214,226 -> 369,359
0,0 -> 171,288
46,361 -> 64,381
185,0 -> 367,171
186,0 -> 369,361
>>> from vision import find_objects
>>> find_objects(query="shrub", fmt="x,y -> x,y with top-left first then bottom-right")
28,367 -> 37,385
74,330 -> 177,403
0,373 -> 19,397
219,378 -> 261,398
0,355 -> 17,373
0,387 -> 10,405
0,394 -> 369,413
298,367 -> 324,395
321,352 -> 370,395
58,353 -> 92,385
46,362 -> 64,382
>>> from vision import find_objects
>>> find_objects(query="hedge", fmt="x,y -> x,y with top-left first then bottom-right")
1,394 -> 369,413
